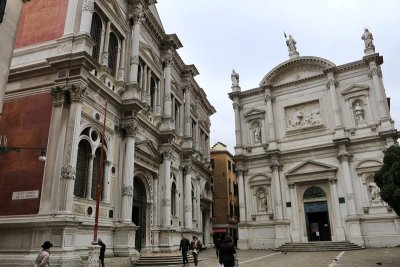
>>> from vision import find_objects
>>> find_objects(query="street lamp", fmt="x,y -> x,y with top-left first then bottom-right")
0,134 -> 46,161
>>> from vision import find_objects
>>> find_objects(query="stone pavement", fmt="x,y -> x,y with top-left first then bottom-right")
168,247 -> 400,267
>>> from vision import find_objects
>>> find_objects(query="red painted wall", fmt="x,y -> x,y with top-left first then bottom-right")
15,0 -> 69,48
0,93 -> 53,215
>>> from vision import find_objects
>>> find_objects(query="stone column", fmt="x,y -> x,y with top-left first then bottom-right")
153,175 -> 159,226
237,168 -> 247,222
204,209 -> 211,244
264,89 -> 277,149
368,63 -> 391,128
86,154 -> 95,199
179,101 -> 184,136
117,40 -> 126,82
326,73 -> 345,138
161,149 -> 172,227
329,177 -> 346,241
184,164 -> 193,229
79,0 -> 94,34
288,182 -> 300,242
64,0 -> 80,35
60,84 -> 86,212
196,177 -> 201,231
162,56 -> 172,118
270,161 -> 283,220
128,4 -> 144,84
232,101 -> 242,147
121,118 -> 138,223
337,151 -> 357,215
101,21 -> 111,66
39,87 -> 67,214
102,160 -> 111,203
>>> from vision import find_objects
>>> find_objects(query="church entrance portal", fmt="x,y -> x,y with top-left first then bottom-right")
132,178 -> 146,251
303,186 -> 332,242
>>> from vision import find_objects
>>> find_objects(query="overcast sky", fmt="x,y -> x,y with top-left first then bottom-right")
156,0 -> 400,152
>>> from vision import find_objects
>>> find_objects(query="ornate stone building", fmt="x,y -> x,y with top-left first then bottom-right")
0,0 -> 215,265
230,31 -> 399,249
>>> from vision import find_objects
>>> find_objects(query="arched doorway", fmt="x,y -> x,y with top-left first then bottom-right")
132,178 -> 146,251
303,186 -> 332,241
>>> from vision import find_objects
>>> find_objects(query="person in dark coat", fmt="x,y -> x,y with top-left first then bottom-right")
98,238 -> 106,267
214,236 -> 221,257
219,235 -> 236,267
179,234 -> 190,266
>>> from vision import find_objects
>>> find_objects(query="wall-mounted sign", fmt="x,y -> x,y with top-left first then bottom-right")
12,190 -> 39,200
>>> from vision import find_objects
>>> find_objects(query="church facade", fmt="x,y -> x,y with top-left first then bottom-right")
230,31 -> 399,249
0,0 -> 214,266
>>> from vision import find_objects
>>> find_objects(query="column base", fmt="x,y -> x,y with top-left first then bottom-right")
335,227 -> 346,241
87,244 -> 100,267
113,224 -> 139,258
345,217 -> 365,247
291,228 -> 301,242
274,224 -> 291,248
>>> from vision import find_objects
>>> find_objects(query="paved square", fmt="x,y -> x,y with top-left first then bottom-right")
174,247 -> 400,267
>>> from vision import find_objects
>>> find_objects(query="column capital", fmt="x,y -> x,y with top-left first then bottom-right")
162,148 -> 173,161
237,167 -> 248,176
82,0 -> 95,13
329,177 -> 338,184
68,83 -> 87,102
264,94 -> 275,103
270,161 -> 282,171
184,164 -> 192,174
129,7 -> 145,26
326,78 -> 339,89
122,185 -> 133,197
125,118 -> 139,137
61,165 -> 76,180
288,182 -> 295,189
368,66 -> 382,78
51,87 -> 66,106
337,152 -> 353,162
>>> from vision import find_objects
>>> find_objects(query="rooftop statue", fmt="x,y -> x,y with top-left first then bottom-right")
231,69 -> 239,86
285,33 -> 300,58
361,28 -> 375,55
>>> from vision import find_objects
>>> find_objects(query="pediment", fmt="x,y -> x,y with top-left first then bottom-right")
139,42 -> 161,71
341,84 -> 369,95
244,108 -> 265,118
249,174 -> 271,186
286,160 -> 337,177
104,0 -> 127,22
135,140 -> 161,162
260,57 -> 335,87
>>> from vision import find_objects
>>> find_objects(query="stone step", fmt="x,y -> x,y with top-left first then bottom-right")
277,241 -> 364,252
135,254 -> 196,266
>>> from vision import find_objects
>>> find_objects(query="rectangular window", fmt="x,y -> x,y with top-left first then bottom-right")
0,0 -> 7,23
211,159 -> 215,170
228,160 -> 231,171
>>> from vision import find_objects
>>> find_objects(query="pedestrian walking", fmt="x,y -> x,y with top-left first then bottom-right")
219,235 -> 236,267
214,236 -> 221,257
34,241 -> 53,267
179,234 -> 190,266
190,236 -> 202,267
98,238 -> 106,267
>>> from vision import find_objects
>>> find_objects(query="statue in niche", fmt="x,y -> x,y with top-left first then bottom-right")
361,28 -> 375,49
231,69 -> 239,86
257,188 -> 267,211
354,102 -> 366,126
286,35 -> 297,53
369,182 -> 382,203
253,122 -> 262,143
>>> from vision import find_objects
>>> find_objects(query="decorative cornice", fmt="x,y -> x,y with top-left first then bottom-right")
329,177 -> 337,184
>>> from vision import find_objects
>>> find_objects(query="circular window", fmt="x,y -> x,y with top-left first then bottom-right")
91,130 -> 98,141
111,166 -> 116,174
87,206 -> 93,216
95,113 -> 100,120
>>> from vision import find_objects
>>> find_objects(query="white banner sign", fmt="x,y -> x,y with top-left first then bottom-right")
12,190 -> 39,200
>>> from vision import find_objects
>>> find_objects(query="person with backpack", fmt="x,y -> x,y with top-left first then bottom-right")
219,235 -> 236,267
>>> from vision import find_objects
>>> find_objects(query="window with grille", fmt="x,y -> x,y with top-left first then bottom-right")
74,141 -> 90,197
171,182 -> 177,216
91,147 -> 106,200
0,0 -> 6,24
150,77 -> 157,109
90,13 -> 102,62
108,32 -> 118,76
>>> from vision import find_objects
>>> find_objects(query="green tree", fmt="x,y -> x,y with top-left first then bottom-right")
374,145 -> 400,215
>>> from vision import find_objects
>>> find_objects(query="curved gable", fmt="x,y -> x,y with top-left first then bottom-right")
259,56 -> 335,87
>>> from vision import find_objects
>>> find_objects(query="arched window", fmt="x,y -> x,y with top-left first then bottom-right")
171,182 -> 177,216
108,32 -> 119,76
303,186 -> 326,199
91,147 -> 106,200
74,140 -> 91,197
90,13 -> 102,62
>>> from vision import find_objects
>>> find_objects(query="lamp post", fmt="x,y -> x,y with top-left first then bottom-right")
0,135 -> 46,161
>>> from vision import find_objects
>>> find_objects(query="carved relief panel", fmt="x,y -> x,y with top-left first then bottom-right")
285,100 -> 323,132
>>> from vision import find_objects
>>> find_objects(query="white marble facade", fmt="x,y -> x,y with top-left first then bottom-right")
0,0 -> 214,266
230,31 -> 399,249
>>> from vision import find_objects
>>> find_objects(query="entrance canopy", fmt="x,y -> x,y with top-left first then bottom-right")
213,228 -> 227,233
